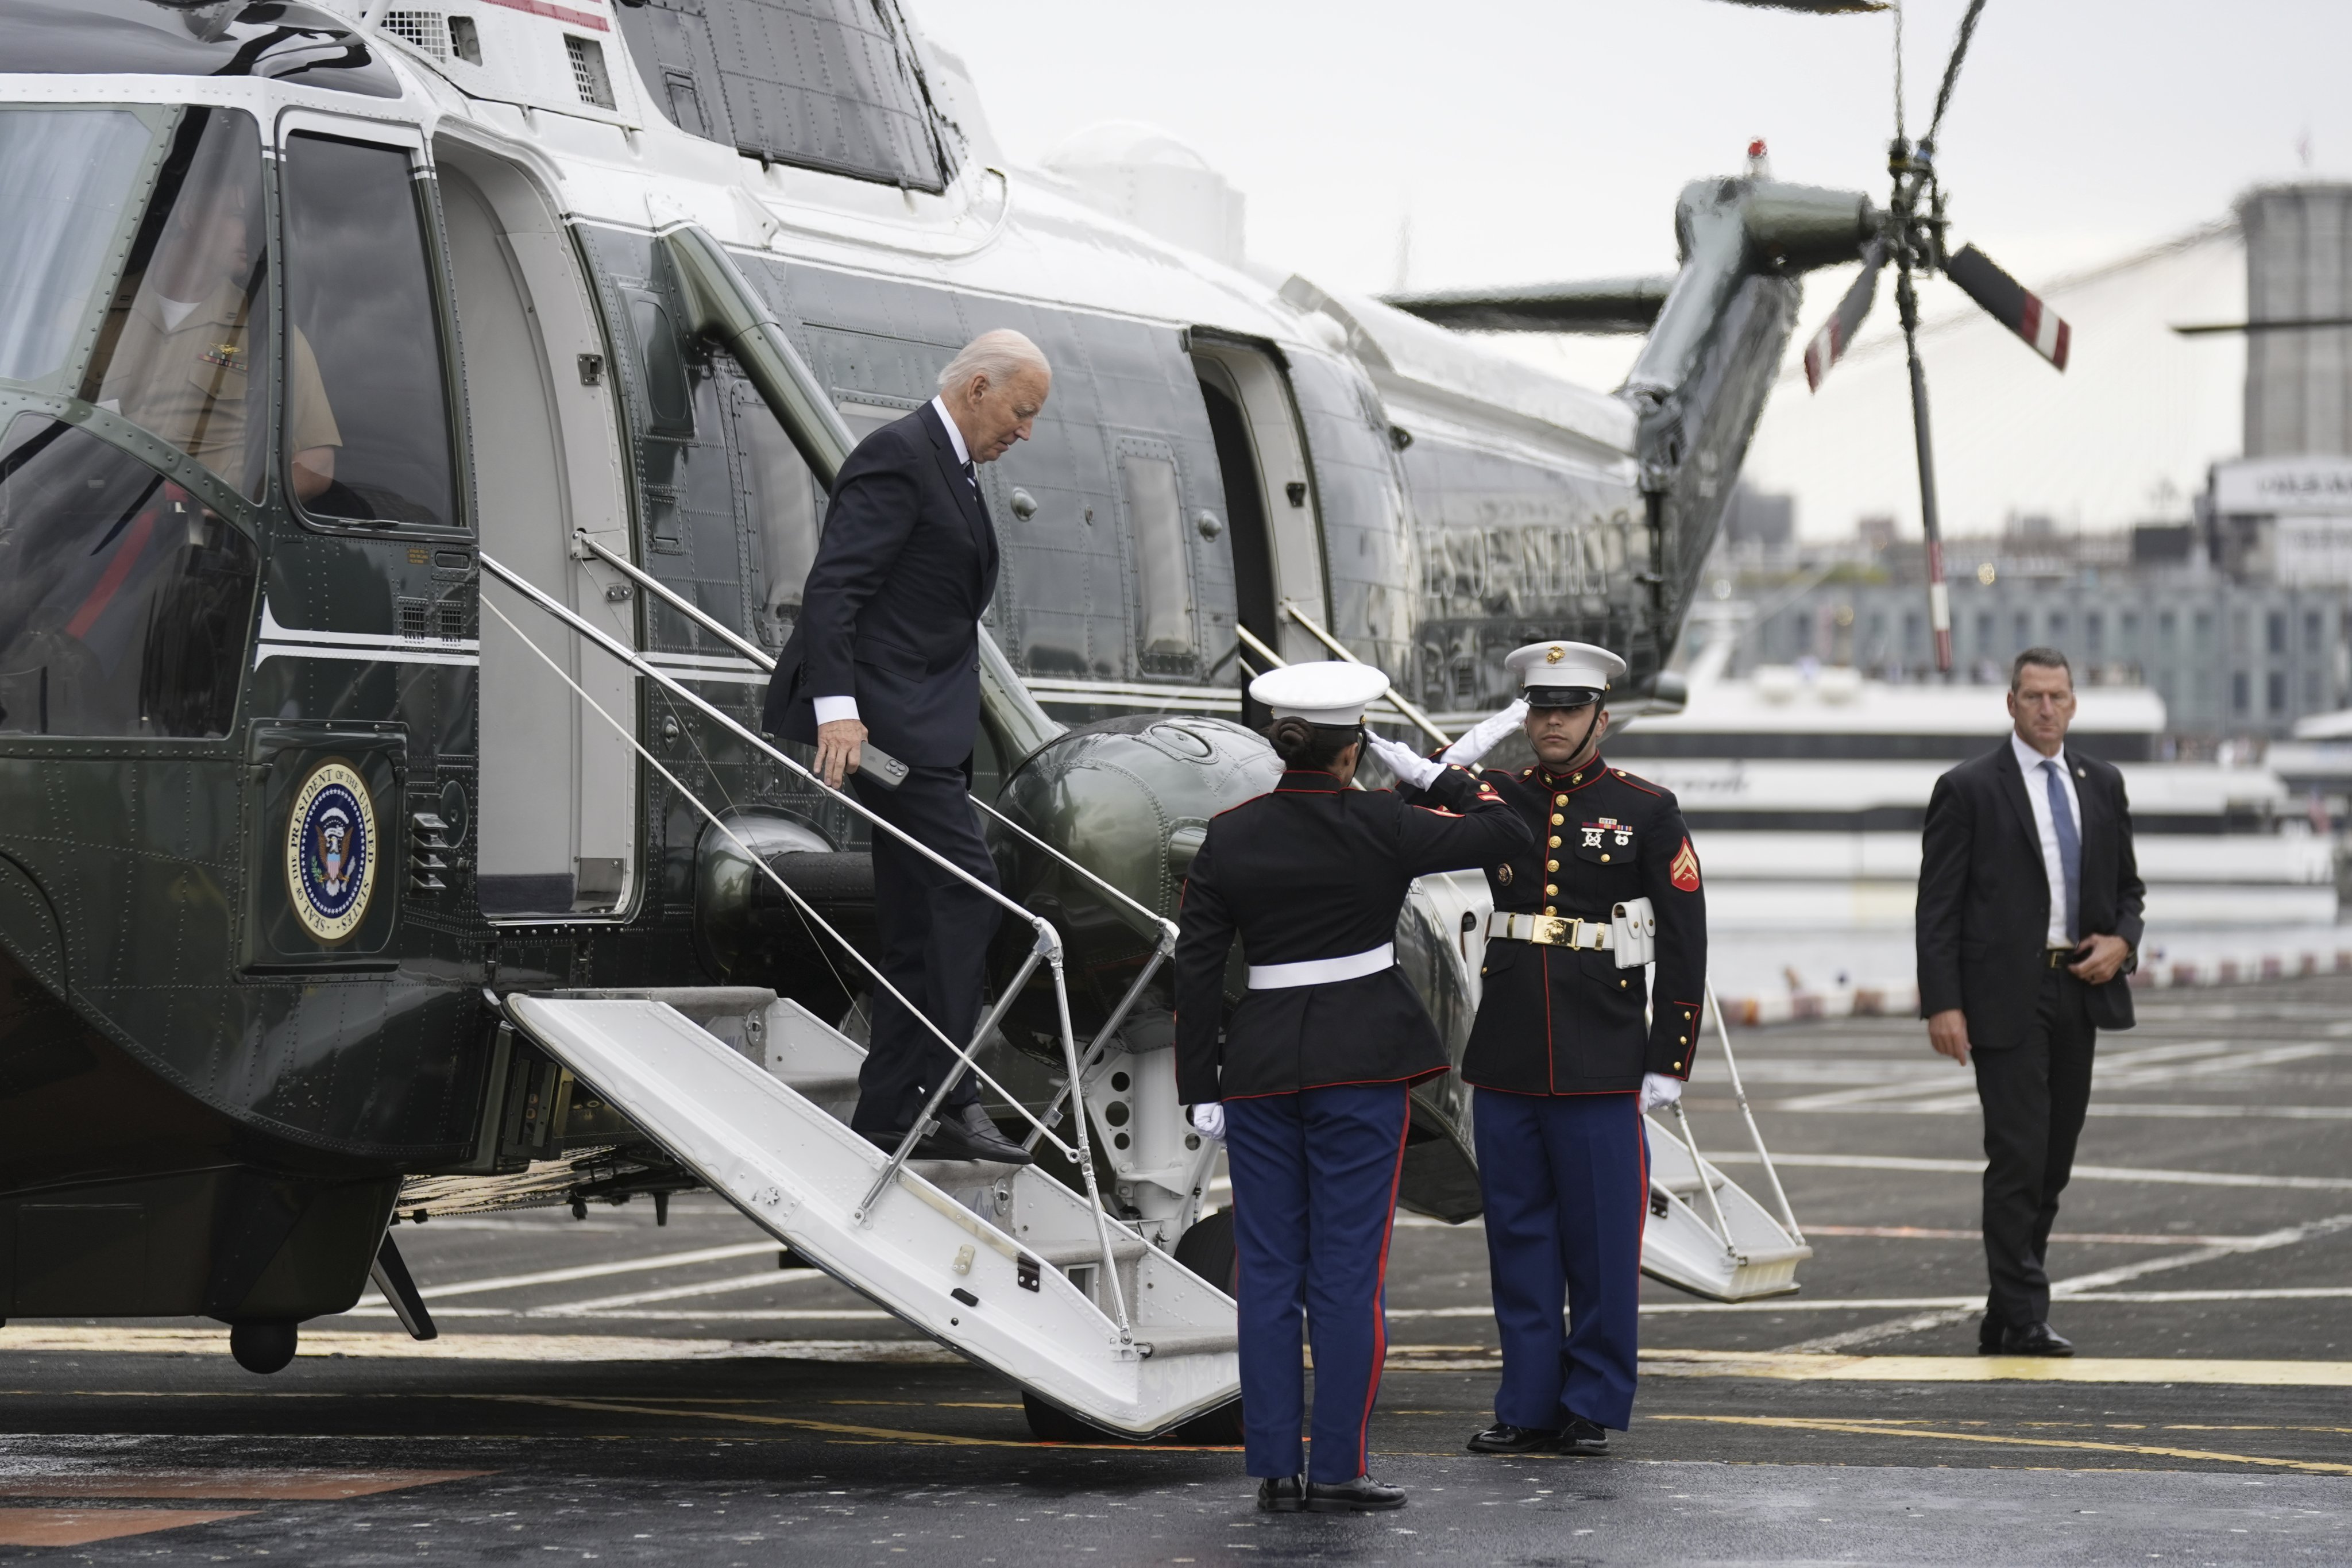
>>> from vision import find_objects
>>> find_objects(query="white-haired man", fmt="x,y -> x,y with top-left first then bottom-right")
764,329 -> 1051,1164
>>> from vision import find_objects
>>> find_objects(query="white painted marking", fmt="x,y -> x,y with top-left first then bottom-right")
399,1241 -> 781,1300
538,1268 -> 826,1315
1709,1152 -> 2352,1192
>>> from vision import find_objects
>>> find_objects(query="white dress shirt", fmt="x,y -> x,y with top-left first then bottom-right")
813,396 -> 975,726
2010,730 -> 2082,946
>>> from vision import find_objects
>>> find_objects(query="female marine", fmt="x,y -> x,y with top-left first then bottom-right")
1173,662 -> 1530,1513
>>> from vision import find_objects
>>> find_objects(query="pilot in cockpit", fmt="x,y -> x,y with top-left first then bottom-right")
95,134 -> 341,503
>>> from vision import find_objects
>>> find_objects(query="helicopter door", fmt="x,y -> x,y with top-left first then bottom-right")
435,150 -> 638,919
1190,344 -> 1330,721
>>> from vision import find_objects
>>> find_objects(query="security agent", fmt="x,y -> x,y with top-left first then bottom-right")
1401,640 -> 1706,1458
1917,647 -> 2142,1357
1176,662 -> 1530,1514
763,331 -> 1051,1166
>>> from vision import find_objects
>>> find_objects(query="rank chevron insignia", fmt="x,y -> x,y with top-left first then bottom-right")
1670,836 -> 1701,893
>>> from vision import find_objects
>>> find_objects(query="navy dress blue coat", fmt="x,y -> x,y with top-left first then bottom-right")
763,402 -> 999,768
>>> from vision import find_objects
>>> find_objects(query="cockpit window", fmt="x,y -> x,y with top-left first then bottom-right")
80,106 -> 276,500
0,1 -> 400,98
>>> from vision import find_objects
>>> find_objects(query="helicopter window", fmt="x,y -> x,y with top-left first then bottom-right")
0,415 -> 257,740
281,133 -> 459,532
1122,449 -> 1194,665
72,107 -> 275,501
0,108 -> 157,396
0,1 -> 400,97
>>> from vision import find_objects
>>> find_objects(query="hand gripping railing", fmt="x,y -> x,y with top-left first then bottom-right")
480,553 -> 1177,1343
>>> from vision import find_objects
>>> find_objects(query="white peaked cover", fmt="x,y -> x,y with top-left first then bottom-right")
501,995 -> 1239,1437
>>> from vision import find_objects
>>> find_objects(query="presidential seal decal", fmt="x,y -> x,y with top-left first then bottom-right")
286,761 -> 376,942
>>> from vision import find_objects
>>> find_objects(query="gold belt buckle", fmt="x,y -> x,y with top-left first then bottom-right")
1535,914 -> 1571,947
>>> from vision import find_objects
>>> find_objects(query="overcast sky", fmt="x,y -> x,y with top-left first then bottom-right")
914,1 -> 2350,537
918,0 -> 2350,292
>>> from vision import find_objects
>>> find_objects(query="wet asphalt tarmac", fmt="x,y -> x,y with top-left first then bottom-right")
3,977 -> 2350,1563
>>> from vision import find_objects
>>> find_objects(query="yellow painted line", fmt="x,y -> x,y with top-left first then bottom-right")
1637,1350 -> 2352,1387
0,1327 -> 957,1365
479,1395 -> 1236,1452
1648,1414 -> 2352,1476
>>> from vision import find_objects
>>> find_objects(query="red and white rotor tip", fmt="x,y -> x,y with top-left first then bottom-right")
1946,244 -> 2072,372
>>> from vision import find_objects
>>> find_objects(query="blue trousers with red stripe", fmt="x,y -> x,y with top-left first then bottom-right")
1472,1087 -> 1648,1432
1223,1082 -> 1411,1483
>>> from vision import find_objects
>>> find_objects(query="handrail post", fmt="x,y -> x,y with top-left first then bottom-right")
1668,1099 -> 1741,1262
1707,982 -> 1805,1245
1052,948 -> 1132,1341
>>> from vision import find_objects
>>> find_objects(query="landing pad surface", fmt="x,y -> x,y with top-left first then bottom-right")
4,976 -> 2348,1563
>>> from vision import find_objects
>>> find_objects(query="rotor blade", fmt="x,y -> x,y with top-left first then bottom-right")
1707,1 -> 1888,13
1945,243 -> 2072,371
1801,238 -> 1886,391
1924,0 -> 1988,148
1381,277 -> 1675,335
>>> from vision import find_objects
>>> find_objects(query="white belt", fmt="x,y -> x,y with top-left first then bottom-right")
1484,910 -> 1613,951
1247,943 -> 1396,990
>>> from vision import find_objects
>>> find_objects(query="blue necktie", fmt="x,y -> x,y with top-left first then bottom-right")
2041,759 -> 2081,943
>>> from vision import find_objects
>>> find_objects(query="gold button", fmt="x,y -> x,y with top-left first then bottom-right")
1571,774 -> 1581,784
1550,813 -> 1563,825
1620,979 -> 1629,989
1554,794 -> 1567,805
1548,835 -> 1561,848
1673,1060 -> 1682,1069
1543,906 -> 1556,916
1678,1036 -> 1687,1045
1600,853 -> 1611,863
1544,884 -> 1557,896
1546,859 -> 1558,871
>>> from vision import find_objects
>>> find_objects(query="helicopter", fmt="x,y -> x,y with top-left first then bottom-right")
0,0 -> 1866,1433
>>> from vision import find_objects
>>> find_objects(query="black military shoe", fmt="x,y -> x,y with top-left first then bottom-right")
1466,1422 -> 1559,1454
917,1103 -> 1034,1166
1305,1475 -> 1405,1512
1999,1321 -> 2075,1357
1256,1475 -> 1304,1513
1556,1417 -> 1610,1457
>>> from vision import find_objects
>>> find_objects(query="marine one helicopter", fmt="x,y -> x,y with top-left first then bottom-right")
0,0 -> 1860,1436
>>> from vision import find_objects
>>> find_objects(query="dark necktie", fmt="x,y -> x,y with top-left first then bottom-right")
2041,758 -> 2081,943
962,458 -> 977,491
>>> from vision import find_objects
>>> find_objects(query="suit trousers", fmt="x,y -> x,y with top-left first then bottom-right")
1224,1083 -> 1411,1484
1473,1087 -> 1649,1432
848,762 -> 1002,1135
1972,967 -> 2098,1328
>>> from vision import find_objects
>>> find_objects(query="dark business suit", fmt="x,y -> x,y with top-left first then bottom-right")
1916,739 -> 2144,1331
763,403 -> 1002,1134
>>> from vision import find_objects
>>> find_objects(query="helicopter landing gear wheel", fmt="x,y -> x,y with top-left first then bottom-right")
229,1320 -> 298,1374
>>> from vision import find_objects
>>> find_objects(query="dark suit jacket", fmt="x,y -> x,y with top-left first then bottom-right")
762,403 -> 999,767
1916,739 -> 2145,1046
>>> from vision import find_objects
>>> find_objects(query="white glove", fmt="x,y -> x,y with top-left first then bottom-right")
1442,699 -> 1528,767
1641,1073 -> 1683,1114
1365,731 -> 1445,790
1189,1102 -> 1227,1141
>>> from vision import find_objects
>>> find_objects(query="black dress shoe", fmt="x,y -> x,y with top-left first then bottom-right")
1466,1422 -> 1559,1454
1556,1416 -> 1610,1457
1256,1475 -> 1304,1513
1999,1321 -> 2074,1357
1304,1475 -> 1405,1512
915,1104 -> 1034,1167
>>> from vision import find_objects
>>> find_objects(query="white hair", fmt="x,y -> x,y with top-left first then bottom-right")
938,329 -> 1049,395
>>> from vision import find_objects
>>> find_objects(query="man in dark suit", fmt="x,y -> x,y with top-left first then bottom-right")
762,330 -> 1051,1165
1917,647 -> 2144,1357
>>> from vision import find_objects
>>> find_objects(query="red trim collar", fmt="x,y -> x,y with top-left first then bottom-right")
1536,756 -> 1608,790
1275,770 -> 1345,793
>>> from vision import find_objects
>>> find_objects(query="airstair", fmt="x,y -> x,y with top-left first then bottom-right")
468,544 -> 1241,1437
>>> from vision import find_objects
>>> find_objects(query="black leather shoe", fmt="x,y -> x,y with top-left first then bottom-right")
1999,1321 -> 2074,1357
1978,1313 -> 2004,1354
915,1104 -> 1034,1167
1556,1416 -> 1610,1457
1305,1475 -> 1405,1512
1466,1422 -> 1559,1454
1256,1475 -> 1304,1513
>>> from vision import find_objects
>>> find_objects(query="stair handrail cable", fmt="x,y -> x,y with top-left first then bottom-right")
573,530 -> 1175,945
481,557 -> 1137,1334
1275,598 -> 1453,746
476,590 -> 1074,1164
1706,981 -> 1804,1245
